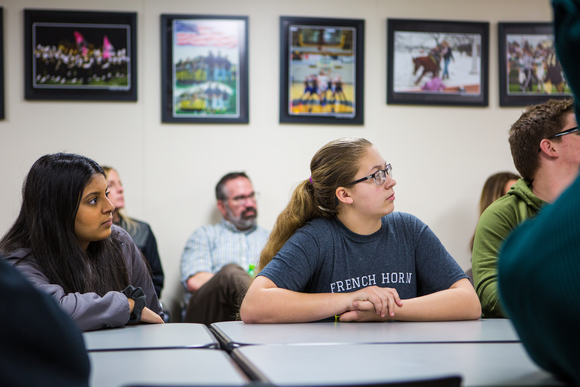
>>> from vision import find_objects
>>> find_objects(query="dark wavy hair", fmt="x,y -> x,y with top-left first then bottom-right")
0,153 -> 129,295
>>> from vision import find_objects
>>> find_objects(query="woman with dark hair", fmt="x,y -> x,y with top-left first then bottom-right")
0,153 -> 163,331
241,137 -> 480,323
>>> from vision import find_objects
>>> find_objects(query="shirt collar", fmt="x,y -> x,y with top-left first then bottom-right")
220,218 -> 258,234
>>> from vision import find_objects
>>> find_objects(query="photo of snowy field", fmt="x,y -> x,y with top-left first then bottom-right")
393,31 -> 481,95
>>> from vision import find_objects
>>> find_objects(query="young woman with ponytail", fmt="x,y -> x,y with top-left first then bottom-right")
241,137 -> 480,323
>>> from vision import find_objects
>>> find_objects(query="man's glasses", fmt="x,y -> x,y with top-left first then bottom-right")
347,164 -> 393,186
230,192 -> 259,205
549,126 -> 580,139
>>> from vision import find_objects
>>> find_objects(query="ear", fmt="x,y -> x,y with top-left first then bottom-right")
539,138 -> 559,158
335,187 -> 354,205
217,200 -> 228,218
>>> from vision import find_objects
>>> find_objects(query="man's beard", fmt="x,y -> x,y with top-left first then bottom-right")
226,205 -> 257,230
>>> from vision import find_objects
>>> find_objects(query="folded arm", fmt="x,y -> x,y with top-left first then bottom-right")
240,276 -> 403,324
14,262 -> 131,331
180,228 -> 214,292
340,278 -> 481,322
186,272 -> 214,293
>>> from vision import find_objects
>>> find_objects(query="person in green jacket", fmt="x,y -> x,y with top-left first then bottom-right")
472,97 -> 578,317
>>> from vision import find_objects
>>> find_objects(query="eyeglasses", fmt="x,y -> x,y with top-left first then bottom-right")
229,192 -> 259,205
347,164 -> 393,186
549,126 -> 580,139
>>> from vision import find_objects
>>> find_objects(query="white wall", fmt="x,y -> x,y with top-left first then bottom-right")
0,0 -> 552,319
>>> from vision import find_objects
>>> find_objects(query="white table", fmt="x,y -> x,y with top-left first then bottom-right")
89,348 -> 248,387
84,323 -> 218,351
211,319 -> 520,350
232,343 -> 563,386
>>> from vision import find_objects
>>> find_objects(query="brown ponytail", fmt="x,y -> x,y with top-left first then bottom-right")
256,137 -> 372,273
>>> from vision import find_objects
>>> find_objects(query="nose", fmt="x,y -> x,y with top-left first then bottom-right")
241,200 -> 254,209
385,177 -> 396,190
104,196 -> 115,213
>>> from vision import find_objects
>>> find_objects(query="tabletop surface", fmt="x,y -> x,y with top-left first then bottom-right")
211,319 -> 520,349
89,348 -> 248,387
83,323 -> 218,351
233,342 -> 563,386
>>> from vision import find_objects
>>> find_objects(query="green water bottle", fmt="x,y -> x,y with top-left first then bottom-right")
248,264 -> 255,277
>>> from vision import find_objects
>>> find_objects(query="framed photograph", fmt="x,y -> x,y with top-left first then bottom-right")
387,19 -> 489,107
499,22 -> 571,107
279,16 -> 364,125
0,7 -> 5,119
24,9 -> 137,101
161,14 -> 248,124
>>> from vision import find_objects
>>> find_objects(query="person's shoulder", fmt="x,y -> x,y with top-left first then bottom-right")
192,222 -> 219,233
480,193 -> 520,222
383,212 -> 429,236
1,247 -> 29,261
187,222 -> 227,241
301,216 -> 338,236
383,211 -> 424,226
111,224 -> 134,245
386,211 -> 418,221
254,225 -> 270,237
129,218 -> 151,230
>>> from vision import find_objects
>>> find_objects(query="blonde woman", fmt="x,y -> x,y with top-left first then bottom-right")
102,166 -> 164,298
241,138 -> 480,323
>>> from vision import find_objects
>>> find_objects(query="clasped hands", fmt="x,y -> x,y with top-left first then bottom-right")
338,286 -> 402,322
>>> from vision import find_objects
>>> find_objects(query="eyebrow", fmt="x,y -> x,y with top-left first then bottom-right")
366,162 -> 387,175
83,190 -> 102,199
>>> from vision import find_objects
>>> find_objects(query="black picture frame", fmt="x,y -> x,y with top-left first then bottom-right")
0,7 -> 5,119
387,18 -> 489,107
498,22 -> 571,107
279,16 -> 364,125
161,14 -> 249,124
24,9 -> 137,101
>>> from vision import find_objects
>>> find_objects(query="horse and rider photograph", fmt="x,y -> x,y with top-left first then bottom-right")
393,31 -> 482,96
387,19 -> 489,107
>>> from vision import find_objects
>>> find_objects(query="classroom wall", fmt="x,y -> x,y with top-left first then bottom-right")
0,0 -> 552,319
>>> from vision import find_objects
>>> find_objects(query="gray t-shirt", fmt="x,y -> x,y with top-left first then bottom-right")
259,212 -> 466,299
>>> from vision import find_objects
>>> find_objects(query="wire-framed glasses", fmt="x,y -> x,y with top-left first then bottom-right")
347,164 -> 393,186
230,192 -> 259,205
